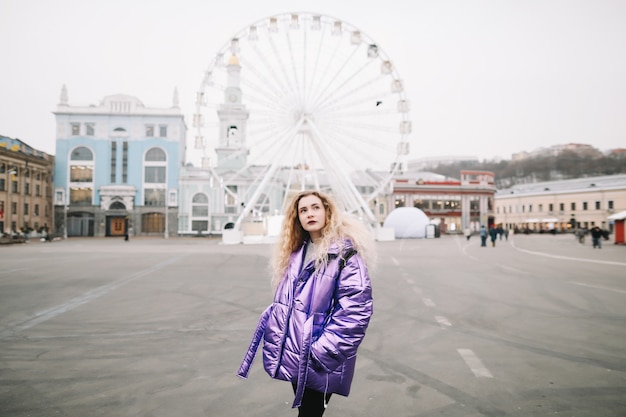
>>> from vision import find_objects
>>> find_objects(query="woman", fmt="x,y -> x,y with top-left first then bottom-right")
238,191 -> 375,416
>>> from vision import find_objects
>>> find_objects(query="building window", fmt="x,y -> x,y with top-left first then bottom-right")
608,200 -> 614,210
70,188 -> 93,205
146,125 -> 154,137
146,148 -> 166,161
529,204 -> 533,213
559,203 -> 564,211
225,185 -> 238,214
71,123 -> 80,135
144,189 -> 165,206
111,141 -> 117,183
571,202 -> 576,211
55,190 -> 65,205
35,184 -> 41,196
70,166 -> 93,182
192,193 -> 209,217
86,123 -> 95,136
467,196 -> 478,212
142,213 -> 164,233
24,203 -> 28,215
122,141 -> 128,183
69,146 -> 94,205
595,201 -> 601,210
34,204 -> 39,216
549,203 -> 553,212
145,167 -> 166,183
443,198 -> 460,210
192,220 -> 208,232
538,204 -> 543,212
143,147 -> 167,206
71,146 -> 93,160
0,178 -> 4,192
24,182 -> 29,195
159,125 -> 167,137
192,193 -> 209,232
582,202 -> 588,210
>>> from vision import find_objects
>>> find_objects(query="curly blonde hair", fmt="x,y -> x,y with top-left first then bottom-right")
270,190 -> 376,288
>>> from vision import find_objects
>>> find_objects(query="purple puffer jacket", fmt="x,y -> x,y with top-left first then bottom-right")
237,240 -> 373,408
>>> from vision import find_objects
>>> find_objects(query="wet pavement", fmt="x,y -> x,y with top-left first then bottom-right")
1,234 -> 625,416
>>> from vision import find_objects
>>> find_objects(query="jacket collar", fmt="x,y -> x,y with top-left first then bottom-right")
300,238 -> 354,256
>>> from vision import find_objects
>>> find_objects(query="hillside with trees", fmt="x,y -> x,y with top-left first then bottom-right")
429,150 -> 626,190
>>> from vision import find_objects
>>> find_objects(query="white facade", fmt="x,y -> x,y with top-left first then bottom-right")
177,55 -> 285,237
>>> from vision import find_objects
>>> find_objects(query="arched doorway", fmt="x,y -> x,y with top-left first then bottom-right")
106,200 -> 129,237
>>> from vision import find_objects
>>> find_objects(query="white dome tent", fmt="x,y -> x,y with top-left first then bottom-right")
383,207 -> 430,238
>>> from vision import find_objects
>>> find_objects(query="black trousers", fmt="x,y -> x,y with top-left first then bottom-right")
292,383 -> 332,417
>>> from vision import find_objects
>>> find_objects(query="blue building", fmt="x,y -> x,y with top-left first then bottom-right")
53,86 -> 186,237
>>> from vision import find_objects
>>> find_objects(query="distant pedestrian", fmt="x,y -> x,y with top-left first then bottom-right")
504,228 -> 509,241
464,228 -> 471,241
479,225 -> 487,247
590,226 -> 602,249
489,226 -> 498,247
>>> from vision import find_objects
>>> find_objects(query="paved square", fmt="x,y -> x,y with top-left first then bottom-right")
1,235 -> 625,416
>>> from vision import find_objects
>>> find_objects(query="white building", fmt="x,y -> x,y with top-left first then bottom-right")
177,54 -> 285,239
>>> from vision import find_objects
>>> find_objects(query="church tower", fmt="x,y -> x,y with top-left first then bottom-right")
215,53 -> 250,173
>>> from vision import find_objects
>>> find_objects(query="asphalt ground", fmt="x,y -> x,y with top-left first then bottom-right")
0,233 -> 625,417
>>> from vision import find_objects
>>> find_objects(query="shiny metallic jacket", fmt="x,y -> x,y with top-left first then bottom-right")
238,240 -> 373,408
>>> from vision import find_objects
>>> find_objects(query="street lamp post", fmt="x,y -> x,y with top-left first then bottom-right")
63,190 -> 68,239
164,190 -> 169,239
8,169 -> 17,234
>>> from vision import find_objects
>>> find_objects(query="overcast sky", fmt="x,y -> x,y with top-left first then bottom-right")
1,0 -> 624,161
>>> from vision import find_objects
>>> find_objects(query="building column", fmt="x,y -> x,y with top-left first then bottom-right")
479,195 -> 489,226
461,194 -> 470,231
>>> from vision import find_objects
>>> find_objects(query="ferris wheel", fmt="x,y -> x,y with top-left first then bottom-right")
191,12 -> 411,225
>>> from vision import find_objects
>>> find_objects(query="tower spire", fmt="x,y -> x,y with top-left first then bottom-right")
59,84 -> 68,106
172,87 -> 179,108
215,52 -> 249,171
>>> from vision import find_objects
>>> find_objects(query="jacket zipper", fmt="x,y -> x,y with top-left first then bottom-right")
273,268 -> 300,377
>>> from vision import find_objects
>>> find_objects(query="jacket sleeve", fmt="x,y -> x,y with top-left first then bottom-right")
237,304 -> 273,379
310,254 -> 373,372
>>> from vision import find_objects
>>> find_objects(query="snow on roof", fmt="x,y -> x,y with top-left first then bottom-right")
497,174 -> 626,197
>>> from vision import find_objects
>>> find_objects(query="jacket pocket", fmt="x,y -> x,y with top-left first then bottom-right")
311,312 -> 327,340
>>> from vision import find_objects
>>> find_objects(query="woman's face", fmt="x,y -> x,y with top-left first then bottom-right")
297,194 -> 327,242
